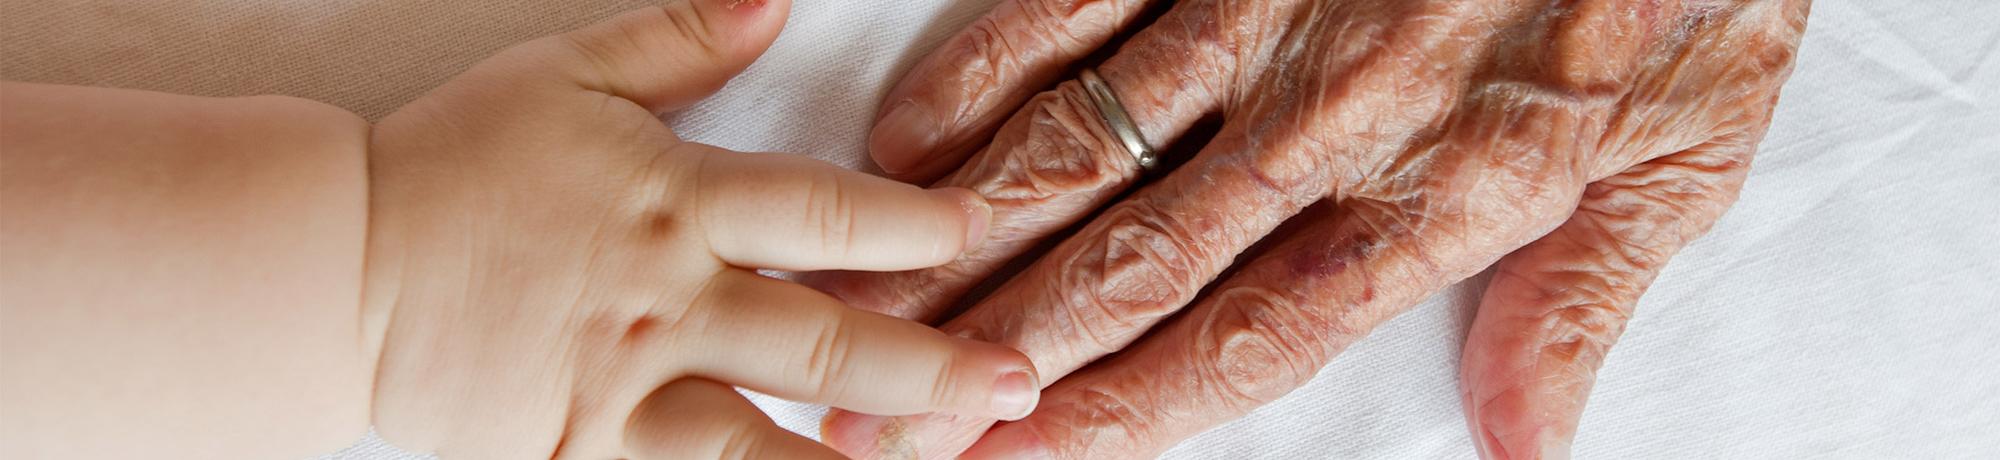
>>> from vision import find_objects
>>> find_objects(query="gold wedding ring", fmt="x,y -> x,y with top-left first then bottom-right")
1078,68 -> 1159,170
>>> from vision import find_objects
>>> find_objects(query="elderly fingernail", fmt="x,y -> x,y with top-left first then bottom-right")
870,100 -> 943,174
820,410 -> 890,458
960,422 -> 1052,460
990,369 -> 1038,420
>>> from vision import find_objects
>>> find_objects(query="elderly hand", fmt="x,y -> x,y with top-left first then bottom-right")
808,0 -> 1812,458
361,0 -> 1042,458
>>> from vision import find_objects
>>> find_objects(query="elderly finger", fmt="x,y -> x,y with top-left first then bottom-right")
821,110 -> 1337,459
680,270 -> 1039,420
1461,6 -> 1802,453
690,145 -> 991,272
945,188 -> 1547,459
1462,137 -> 1757,460
869,0 -> 1159,179
951,136 -> 1582,457
624,378 -> 843,460
806,0 -> 1246,322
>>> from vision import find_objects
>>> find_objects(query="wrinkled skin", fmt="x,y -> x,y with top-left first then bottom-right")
806,0 -> 1812,458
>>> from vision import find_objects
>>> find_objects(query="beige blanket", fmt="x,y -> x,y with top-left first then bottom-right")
4,0 -> 651,120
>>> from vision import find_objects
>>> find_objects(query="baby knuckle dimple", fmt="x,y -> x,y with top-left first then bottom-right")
584,304 -> 681,356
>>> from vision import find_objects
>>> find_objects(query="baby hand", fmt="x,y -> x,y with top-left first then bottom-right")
360,1 -> 1035,458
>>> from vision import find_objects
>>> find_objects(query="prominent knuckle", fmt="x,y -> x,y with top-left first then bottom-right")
1097,216 -> 1195,307
1576,181 -> 1732,269
969,0 -> 1111,74
1536,300 -> 1631,366
1016,0 -> 1106,50
1062,203 -> 1206,337
1541,1 -> 1651,95
1238,142 -> 1340,204
1498,266 -> 1638,367
1591,214 -> 1676,269
1063,383 -> 1150,436
963,15 -> 1020,81
1192,288 -> 1330,407
978,86 -> 1140,203
1601,163 -> 1736,218
1507,259 -> 1633,308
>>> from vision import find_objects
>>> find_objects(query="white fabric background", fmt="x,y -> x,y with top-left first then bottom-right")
13,0 -> 1987,458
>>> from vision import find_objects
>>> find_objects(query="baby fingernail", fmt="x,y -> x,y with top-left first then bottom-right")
870,100 -> 942,174
991,369 -> 1039,420
931,188 -> 990,253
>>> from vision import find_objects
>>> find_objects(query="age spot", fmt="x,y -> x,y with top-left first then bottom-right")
1287,231 -> 1380,279
1284,230 -> 1385,303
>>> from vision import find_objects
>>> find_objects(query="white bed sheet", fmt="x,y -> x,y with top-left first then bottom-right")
266,0 -> 1994,457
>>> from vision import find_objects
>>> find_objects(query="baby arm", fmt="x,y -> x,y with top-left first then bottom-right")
1,82 -> 376,458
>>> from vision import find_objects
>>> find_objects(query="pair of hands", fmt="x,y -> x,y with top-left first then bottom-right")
814,0 -> 1812,459
362,0 -> 1810,458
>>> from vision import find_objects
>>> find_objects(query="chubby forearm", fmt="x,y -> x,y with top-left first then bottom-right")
0,82 -> 376,458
